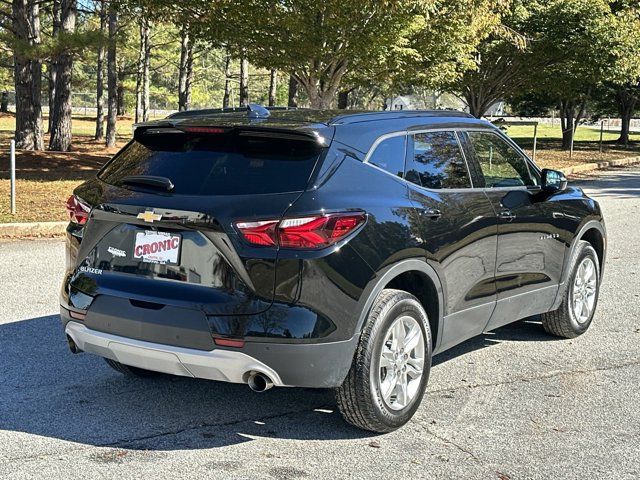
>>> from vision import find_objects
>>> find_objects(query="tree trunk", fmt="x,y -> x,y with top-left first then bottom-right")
13,0 -> 44,151
94,0 -> 106,140
295,62 -> 348,109
142,19 -> 150,121
222,49 -> 231,108
301,85 -> 336,109
105,3 -> 118,148
239,53 -> 249,107
135,13 -> 149,123
287,75 -> 298,107
178,27 -> 193,111
116,68 -> 125,116
615,88 -> 637,146
48,0 -> 61,133
185,41 -> 193,110
559,101 -> 574,151
268,69 -> 277,107
1,91 -> 8,112
463,87 -> 494,119
337,90 -> 349,109
49,0 -> 76,152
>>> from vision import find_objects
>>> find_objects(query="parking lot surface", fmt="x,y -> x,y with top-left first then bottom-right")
1,167 -> 639,479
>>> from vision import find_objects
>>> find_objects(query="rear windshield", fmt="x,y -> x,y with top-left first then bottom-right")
98,130 -> 323,195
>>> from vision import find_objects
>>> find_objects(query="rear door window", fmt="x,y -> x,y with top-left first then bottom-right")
98,130 -> 324,195
405,131 -> 472,189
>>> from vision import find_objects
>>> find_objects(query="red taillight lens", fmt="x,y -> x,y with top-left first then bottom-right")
65,195 -> 90,225
213,337 -> 246,348
236,213 -> 366,249
234,220 -> 279,246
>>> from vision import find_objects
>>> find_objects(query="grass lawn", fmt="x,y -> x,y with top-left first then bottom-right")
505,123 -> 640,171
0,113 -> 132,223
1,113 -> 639,224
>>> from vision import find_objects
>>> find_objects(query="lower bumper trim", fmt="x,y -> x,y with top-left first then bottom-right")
64,321 -> 285,386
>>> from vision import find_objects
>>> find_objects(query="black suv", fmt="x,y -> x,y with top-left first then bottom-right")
61,107 -> 606,432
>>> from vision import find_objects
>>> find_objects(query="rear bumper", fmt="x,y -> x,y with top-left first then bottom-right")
63,319 -> 359,388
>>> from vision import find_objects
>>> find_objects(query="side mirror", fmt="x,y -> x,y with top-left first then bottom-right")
541,169 -> 567,192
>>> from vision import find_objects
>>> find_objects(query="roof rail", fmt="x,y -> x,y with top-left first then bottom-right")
328,109 -> 474,125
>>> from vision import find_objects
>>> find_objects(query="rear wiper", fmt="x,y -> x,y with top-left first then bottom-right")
121,175 -> 174,192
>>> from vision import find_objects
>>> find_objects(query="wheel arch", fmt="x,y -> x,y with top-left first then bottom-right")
355,259 -> 444,352
552,219 -> 606,310
580,226 -> 606,274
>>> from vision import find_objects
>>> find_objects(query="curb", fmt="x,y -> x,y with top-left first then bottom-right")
0,221 -> 67,238
563,155 -> 640,176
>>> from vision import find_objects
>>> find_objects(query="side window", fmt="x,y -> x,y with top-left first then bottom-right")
367,135 -> 406,178
467,132 -> 537,188
405,131 -> 471,189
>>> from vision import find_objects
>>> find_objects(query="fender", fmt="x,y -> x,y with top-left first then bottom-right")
551,219 -> 607,310
354,258 -> 445,352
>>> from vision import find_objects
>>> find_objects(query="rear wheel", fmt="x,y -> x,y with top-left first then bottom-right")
336,289 -> 432,433
103,358 -> 161,377
542,241 -> 600,338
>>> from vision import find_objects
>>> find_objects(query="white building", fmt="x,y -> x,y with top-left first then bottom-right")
385,95 -> 415,111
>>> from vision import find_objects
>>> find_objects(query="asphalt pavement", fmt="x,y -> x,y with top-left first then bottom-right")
0,167 -> 639,479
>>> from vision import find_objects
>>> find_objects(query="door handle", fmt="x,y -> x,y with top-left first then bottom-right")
498,209 -> 516,222
421,208 -> 442,220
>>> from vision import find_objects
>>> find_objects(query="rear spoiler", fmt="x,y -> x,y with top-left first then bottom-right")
133,124 -> 333,147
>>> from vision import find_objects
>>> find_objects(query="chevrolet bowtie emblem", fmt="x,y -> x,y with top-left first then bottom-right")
137,210 -> 162,223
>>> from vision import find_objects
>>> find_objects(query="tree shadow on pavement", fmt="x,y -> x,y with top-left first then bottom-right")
0,314 -> 559,450
571,167 -> 640,199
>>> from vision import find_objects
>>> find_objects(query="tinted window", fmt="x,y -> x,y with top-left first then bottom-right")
467,132 -> 537,187
405,131 -> 471,189
367,135 -> 406,177
98,131 -> 323,195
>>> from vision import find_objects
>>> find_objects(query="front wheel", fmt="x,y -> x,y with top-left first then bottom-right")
335,289 -> 432,433
542,241 -> 600,338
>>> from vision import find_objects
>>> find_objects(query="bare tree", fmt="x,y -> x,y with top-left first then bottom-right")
13,0 -> 44,150
105,2 -> 117,148
268,69 -> 277,107
49,0 -> 76,152
95,0 -> 106,140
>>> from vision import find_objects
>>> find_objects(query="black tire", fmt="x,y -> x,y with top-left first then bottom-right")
103,358 -> 161,377
542,241 -> 600,338
335,289 -> 432,433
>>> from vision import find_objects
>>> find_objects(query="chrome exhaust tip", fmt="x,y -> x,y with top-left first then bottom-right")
247,372 -> 274,392
66,334 -> 81,354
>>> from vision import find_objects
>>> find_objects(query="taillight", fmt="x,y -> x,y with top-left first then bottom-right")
65,195 -> 90,225
236,212 -> 366,249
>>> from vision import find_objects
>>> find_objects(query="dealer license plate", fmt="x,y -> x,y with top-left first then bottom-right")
133,231 -> 181,265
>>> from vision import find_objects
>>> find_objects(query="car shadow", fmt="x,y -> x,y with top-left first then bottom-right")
432,317 -> 558,367
0,314 -> 557,450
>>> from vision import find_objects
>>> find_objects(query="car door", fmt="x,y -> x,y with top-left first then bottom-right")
404,130 -> 498,352
461,129 -> 567,331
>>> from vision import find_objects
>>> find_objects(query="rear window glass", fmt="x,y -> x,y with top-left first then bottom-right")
98,131 -> 323,195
